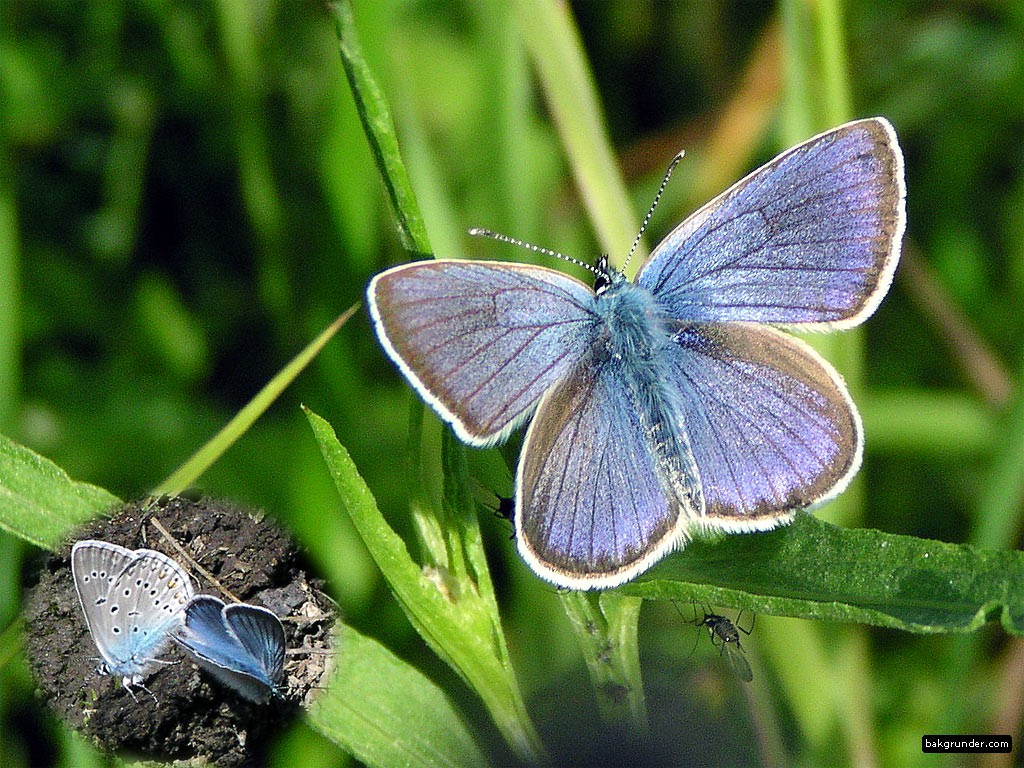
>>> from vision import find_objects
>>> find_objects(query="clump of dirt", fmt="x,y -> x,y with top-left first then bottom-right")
23,496 -> 335,767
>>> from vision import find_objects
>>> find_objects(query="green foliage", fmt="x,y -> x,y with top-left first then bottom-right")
2,1 -> 1024,767
0,433 -> 119,549
309,623 -> 488,768
628,515 -> 1024,635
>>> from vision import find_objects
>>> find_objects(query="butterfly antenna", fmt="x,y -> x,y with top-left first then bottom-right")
622,149 -> 686,273
468,228 -> 603,279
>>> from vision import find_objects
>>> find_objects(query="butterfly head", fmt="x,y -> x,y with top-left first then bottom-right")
593,255 -> 620,295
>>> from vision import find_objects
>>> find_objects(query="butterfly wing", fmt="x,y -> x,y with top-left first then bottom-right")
71,540 -> 136,663
637,118 -> 904,328
662,323 -> 860,527
175,596 -> 280,703
222,604 -> 286,688
101,548 -> 194,683
515,344 -> 702,588
368,260 -> 598,445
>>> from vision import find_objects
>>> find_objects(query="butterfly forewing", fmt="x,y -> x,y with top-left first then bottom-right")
369,260 -> 598,445
638,118 -> 904,328
71,541 -> 136,639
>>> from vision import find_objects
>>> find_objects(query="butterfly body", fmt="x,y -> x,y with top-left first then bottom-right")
369,118 -> 905,589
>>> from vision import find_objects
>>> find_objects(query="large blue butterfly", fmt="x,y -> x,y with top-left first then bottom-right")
368,118 -> 905,589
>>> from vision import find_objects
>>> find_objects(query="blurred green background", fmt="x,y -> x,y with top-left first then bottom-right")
2,1 -> 1024,766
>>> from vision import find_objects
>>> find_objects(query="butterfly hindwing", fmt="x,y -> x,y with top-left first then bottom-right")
71,540 -> 135,641
223,603 -> 286,686
662,323 -> 860,527
101,549 -> 194,681
515,342 -> 702,588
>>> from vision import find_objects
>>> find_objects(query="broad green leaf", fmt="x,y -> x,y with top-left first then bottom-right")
623,515 -> 1024,635
308,623 -> 488,768
0,433 -> 120,550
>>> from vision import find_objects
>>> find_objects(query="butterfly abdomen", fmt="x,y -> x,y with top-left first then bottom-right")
592,277 -> 704,520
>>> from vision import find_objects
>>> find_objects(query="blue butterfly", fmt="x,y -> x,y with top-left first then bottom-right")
368,118 -> 905,589
173,595 -> 286,704
71,539 -> 195,692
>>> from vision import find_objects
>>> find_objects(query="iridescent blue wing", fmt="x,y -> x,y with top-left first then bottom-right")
637,118 -> 905,327
515,346 -> 701,589
174,596 -> 281,703
663,323 -> 860,526
368,260 -> 598,445
222,603 -> 286,690
173,594 -> 237,666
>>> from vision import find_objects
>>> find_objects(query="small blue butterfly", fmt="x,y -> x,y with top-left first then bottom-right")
71,539 -> 195,693
173,595 -> 286,704
368,118 -> 906,589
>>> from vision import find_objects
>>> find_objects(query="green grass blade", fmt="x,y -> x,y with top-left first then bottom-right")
0,160 -> 19,432
153,305 -> 357,497
330,0 -> 430,256
973,364 -> 1024,550
305,407 -> 545,764
511,0 -> 637,265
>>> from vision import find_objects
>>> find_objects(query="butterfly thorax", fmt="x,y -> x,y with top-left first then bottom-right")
592,269 -> 671,363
